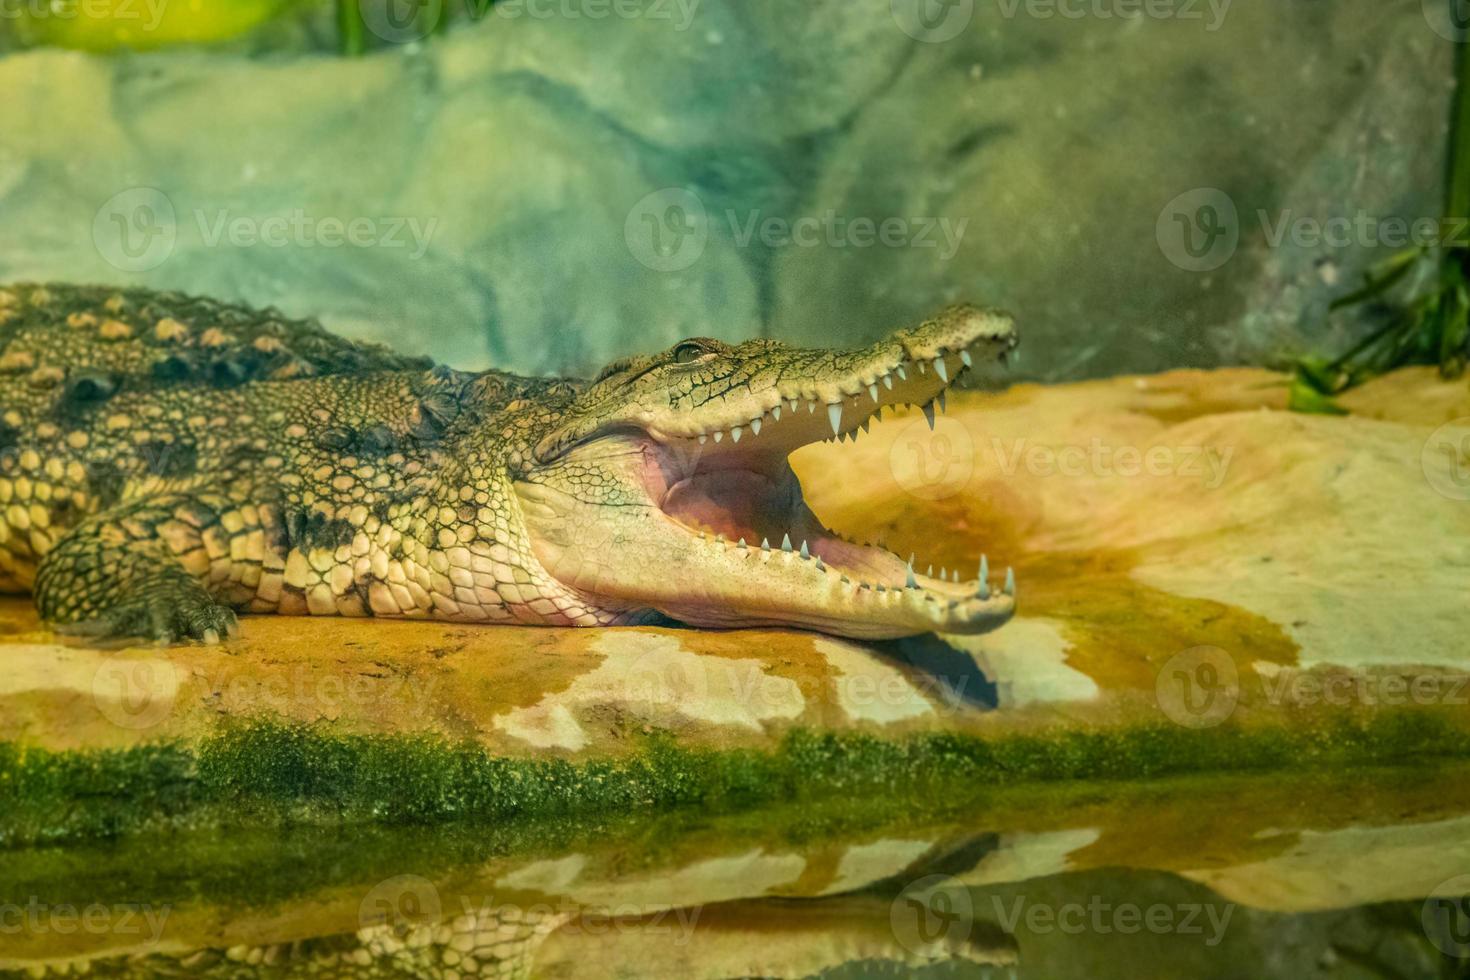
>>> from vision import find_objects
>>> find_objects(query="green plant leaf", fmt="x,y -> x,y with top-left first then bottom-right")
1293,357 -> 1346,394
1440,280 -> 1469,378
1329,248 -> 1423,311
1287,378 -> 1349,416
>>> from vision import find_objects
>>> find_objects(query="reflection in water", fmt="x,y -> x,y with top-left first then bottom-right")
4,766 -> 1470,979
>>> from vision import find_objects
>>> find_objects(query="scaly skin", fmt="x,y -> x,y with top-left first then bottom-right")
4,905 -> 567,979
0,282 -> 1019,643
2,896 -> 1017,980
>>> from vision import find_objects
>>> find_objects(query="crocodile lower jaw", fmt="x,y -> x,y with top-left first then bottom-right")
648,439 -> 1014,640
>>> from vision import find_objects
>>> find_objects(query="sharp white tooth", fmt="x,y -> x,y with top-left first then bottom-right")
713,430 -> 723,443
698,434 -> 708,444
960,350 -> 973,367
937,390 -> 946,414
808,399 -> 817,414
781,533 -> 792,552
827,402 -> 842,435
868,383 -> 879,402
897,365 -> 908,381
750,418 -> 761,435
738,537 -> 747,548
979,581 -> 991,600
926,564 -> 934,577
906,562 -> 918,590
882,373 -> 894,390
772,405 -> 781,421
933,357 -> 948,383
980,555 -> 988,581
922,401 -> 936,430
815,557 -> 825,570
761,537 -> 770,551
917,360 -> 927,375
800,540 -> 810,559
733,425 -> 744,443
1004,567 -> 1015,596
789,398 -> 800,413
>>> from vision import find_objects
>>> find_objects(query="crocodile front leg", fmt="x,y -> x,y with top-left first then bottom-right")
33,494 -> 253,644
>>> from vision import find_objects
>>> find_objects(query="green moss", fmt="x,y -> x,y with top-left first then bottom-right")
2,711 -> 1468,848
6,760 -> 1469,919
0,784 -> 997,915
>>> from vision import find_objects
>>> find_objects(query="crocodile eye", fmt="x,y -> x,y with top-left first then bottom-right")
672,341 -> 710,365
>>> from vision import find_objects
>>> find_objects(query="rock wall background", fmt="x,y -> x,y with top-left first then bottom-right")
0,0 -> 1454,380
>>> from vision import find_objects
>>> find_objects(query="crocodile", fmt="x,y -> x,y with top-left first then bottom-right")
1,897 -> 1018,979
0,283 -> 1019,644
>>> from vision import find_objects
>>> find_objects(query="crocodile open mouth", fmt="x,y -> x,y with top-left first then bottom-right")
518,306 -> 1019,639
642,344 -> 1015,638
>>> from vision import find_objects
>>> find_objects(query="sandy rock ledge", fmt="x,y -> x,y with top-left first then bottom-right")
1,367 -> 1467,843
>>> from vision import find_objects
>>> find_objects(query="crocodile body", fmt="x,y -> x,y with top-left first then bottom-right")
0,283 -> 1019,643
